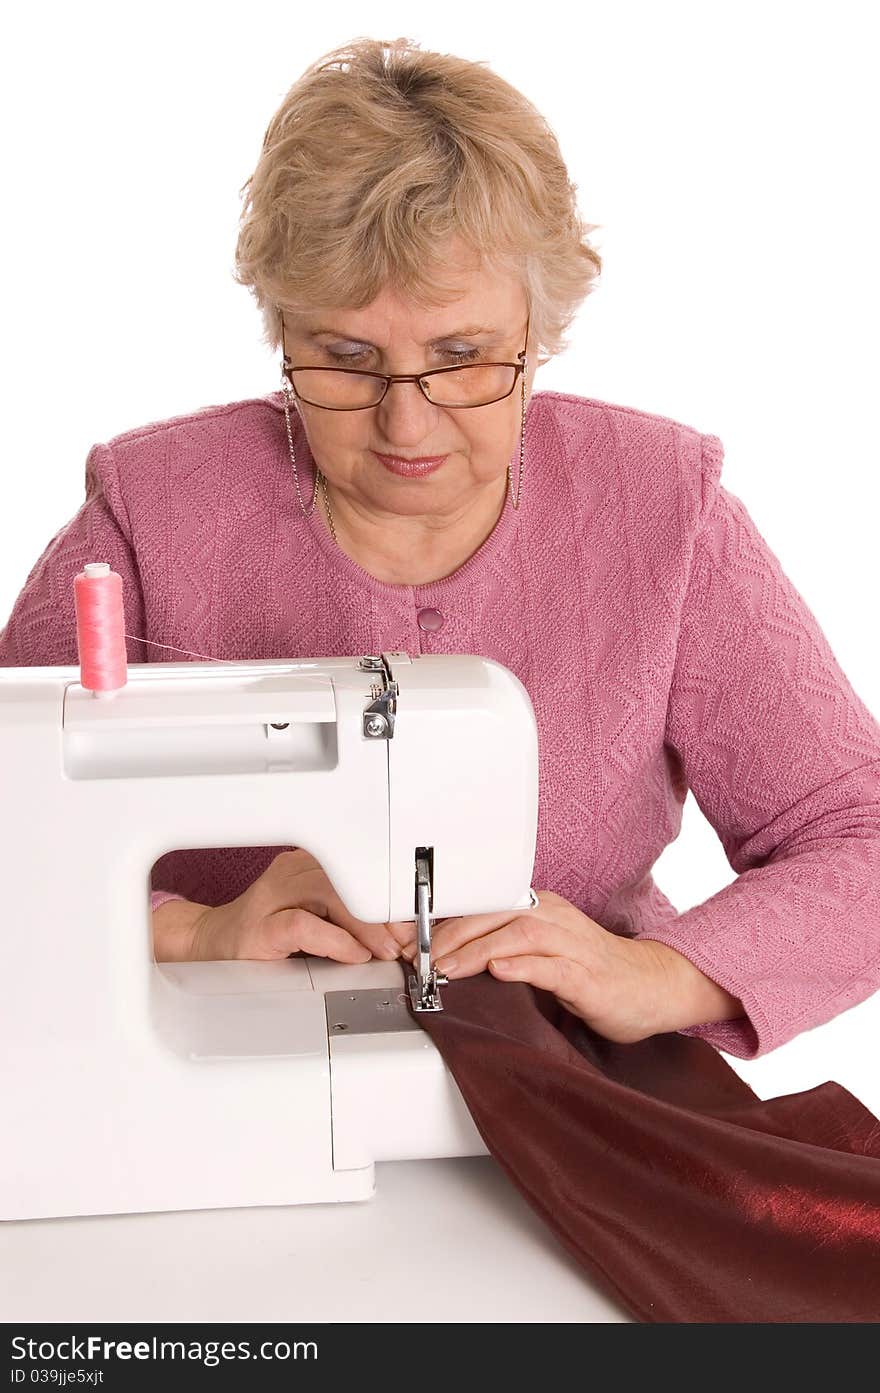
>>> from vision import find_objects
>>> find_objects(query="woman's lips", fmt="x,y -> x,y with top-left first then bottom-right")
374,452 -> 448,477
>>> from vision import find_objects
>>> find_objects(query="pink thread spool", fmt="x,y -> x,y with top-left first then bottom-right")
74,562 -> 128,698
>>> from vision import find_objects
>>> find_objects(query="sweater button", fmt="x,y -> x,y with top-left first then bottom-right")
417,607 -> 444,632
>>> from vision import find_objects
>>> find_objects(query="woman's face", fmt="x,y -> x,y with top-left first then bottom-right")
280,250 -> 538,530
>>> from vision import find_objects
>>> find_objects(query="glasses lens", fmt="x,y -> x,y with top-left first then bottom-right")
291,369 -> 386,409
424,364 -> 518,407
290,364 -> 518,409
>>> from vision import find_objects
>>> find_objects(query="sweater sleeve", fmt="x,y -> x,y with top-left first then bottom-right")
0,442 -> 148,667
0,442 -> 185,912
635,434 -> 880,1060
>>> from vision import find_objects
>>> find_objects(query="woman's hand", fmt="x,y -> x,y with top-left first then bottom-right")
401,890 -> 677,1044
188,849 -> 412,963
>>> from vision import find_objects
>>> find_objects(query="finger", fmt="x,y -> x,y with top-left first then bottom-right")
488,953 -> 589,1012
429,908 -> 543,961
257,907 -> 372,964
435,918 -> 567,979
400,918 -> 451,960
384,919 -> 418,949
340,920 -> 403,960
319,892 -> 404,959
320,887 -> 398,955
269,859 -> 401,960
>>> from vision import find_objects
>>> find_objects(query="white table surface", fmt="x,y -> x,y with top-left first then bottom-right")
0,1155 -> 629,1324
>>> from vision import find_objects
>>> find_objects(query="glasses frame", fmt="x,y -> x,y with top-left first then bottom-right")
281,311 -> 530,411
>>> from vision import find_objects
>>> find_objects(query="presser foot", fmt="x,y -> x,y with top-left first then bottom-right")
407,966 -> 449,1013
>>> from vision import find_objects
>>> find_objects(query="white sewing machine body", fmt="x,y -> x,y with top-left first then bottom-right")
0,652 -> 539,1221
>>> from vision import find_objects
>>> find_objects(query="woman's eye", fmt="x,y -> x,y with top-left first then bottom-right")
327,349 -> 370,363
326,347 -> 480,365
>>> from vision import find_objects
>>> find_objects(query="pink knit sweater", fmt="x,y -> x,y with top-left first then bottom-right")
2,388 -> 879,1060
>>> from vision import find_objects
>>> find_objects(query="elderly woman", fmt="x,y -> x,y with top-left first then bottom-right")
2,36 -> 879,1064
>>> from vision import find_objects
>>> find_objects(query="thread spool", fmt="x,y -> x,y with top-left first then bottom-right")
74,562 -> 128,698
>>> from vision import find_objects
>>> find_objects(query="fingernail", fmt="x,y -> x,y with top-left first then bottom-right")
435,957 -> 458,977
382,938 -> 401,960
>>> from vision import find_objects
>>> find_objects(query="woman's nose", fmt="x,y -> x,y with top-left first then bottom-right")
375,378 -> 442,438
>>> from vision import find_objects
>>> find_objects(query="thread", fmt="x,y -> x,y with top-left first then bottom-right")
74,563 -> 127,698
122,633 -> 226,664
73,562 -> 254,689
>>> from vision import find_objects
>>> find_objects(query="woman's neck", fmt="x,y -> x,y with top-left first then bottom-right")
318,474 -> 508,585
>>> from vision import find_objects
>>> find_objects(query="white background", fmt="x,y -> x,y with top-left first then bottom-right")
1,1 -> 878,1111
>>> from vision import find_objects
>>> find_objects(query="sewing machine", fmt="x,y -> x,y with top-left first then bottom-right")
0,651 -> 539,1221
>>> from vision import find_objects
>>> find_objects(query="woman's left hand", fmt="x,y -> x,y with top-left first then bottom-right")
399,891 -> 677,1045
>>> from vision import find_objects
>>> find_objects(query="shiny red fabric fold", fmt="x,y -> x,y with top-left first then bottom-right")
416,974 -> 880,1323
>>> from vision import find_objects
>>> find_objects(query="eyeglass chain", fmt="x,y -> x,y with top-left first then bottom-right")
280,366 -> 527,545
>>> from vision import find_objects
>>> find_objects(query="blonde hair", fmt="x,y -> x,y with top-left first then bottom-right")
233,36 -> 603,367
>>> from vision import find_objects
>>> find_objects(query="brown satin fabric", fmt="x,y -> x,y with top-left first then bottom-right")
415,974 -> 880,1323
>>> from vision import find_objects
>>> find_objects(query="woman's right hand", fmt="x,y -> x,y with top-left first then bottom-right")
186,848 -> 412,963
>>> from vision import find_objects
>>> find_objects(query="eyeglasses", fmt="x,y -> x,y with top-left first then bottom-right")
281,312 -> 530,410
